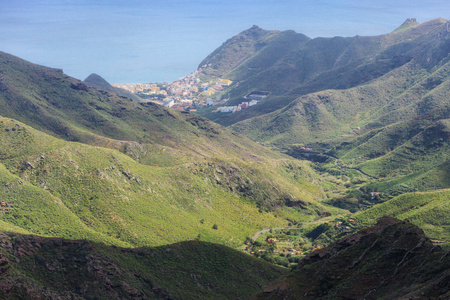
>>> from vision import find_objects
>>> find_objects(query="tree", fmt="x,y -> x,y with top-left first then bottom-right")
212,224 -> 218,230
244,236 -> 253,245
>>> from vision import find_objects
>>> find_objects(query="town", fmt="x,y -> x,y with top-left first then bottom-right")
112,65 -> 269,113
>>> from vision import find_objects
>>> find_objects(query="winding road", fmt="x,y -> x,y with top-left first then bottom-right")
252,227 -> 270,241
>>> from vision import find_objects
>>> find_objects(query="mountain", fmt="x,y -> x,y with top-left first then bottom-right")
199,18 -> 449,127
199,25 -> 284,77
0,234 -> 287,299
255,217 -> 450,299
1,19 -> 449,299
0,50 -> 289,165
83,73 -> 143,102
0,51 -> 346,249
196,18 -> 450,195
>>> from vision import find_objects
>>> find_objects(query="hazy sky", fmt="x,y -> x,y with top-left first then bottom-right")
1,0 -> 448,83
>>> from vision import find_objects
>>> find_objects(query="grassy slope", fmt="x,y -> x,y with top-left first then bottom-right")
0,116 -> 343,248
308,189 -> 450,249
0,234 -> 288,299
231,46 -> 450,147
328,106 -> 450,194
226,20 -> 450,193
354,189 -> 450,246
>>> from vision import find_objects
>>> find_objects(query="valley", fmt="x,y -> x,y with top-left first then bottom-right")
0,17 -> 449,299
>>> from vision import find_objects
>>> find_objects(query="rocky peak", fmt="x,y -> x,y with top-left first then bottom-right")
395,18 -> 419,31
401,18 -> 419,27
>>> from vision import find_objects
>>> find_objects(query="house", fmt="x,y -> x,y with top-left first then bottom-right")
245,91 -> 270,101
248,100 -> 258,106
267,238 -> 277,243
212,85 -> 223,91
220,106 -> 235,113
163,99 -> 175,107
217,79 -> 232,86
201,89 -> 215,96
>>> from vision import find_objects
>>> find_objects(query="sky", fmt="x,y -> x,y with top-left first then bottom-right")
0,0 -> 448,84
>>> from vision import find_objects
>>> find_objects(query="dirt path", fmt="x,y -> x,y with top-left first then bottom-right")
252,227 -> 271,241
357,188 -> 364,200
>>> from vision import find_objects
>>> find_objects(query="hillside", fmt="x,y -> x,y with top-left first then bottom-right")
199,25 -> 283,77
299,189 -> 450,251
210,18 -> 450,194
0,105 -> 337,249
199,18 -> 449,127
1,18 -> 449,299
0,51 -> 348,249
0,50 -> 283,167
83,73 -> 144,103
227,18 -> 450,135
255,217 -> 450,299
0,233 -> 287,299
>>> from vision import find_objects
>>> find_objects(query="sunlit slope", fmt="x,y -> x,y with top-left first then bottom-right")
355,189 -> 450,246
0,117 -> 339,247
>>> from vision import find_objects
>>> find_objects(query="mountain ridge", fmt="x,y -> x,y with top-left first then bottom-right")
198,18 -> 449,127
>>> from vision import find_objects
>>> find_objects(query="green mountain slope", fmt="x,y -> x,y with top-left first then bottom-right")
355,189 -> 450,245
231,19 -> 450,145
199,18 -> 449,127
0,50 -> 286,167
0,234 -> 287,299
221,19 -> 450,193
0,115 -> 340,248
0,51 -> 348,248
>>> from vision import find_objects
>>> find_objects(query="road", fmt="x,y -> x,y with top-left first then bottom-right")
251,227 -> 271,241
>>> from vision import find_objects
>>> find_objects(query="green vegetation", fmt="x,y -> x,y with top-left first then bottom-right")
204,18 -> 450,199
0,116 -> 344,248
255,218 -> 450,299
299,189 -> 450,251
1,18 -> 450,299
199,19 -> 449,127
355,189 -> 450,247
0,51 -> 350,251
